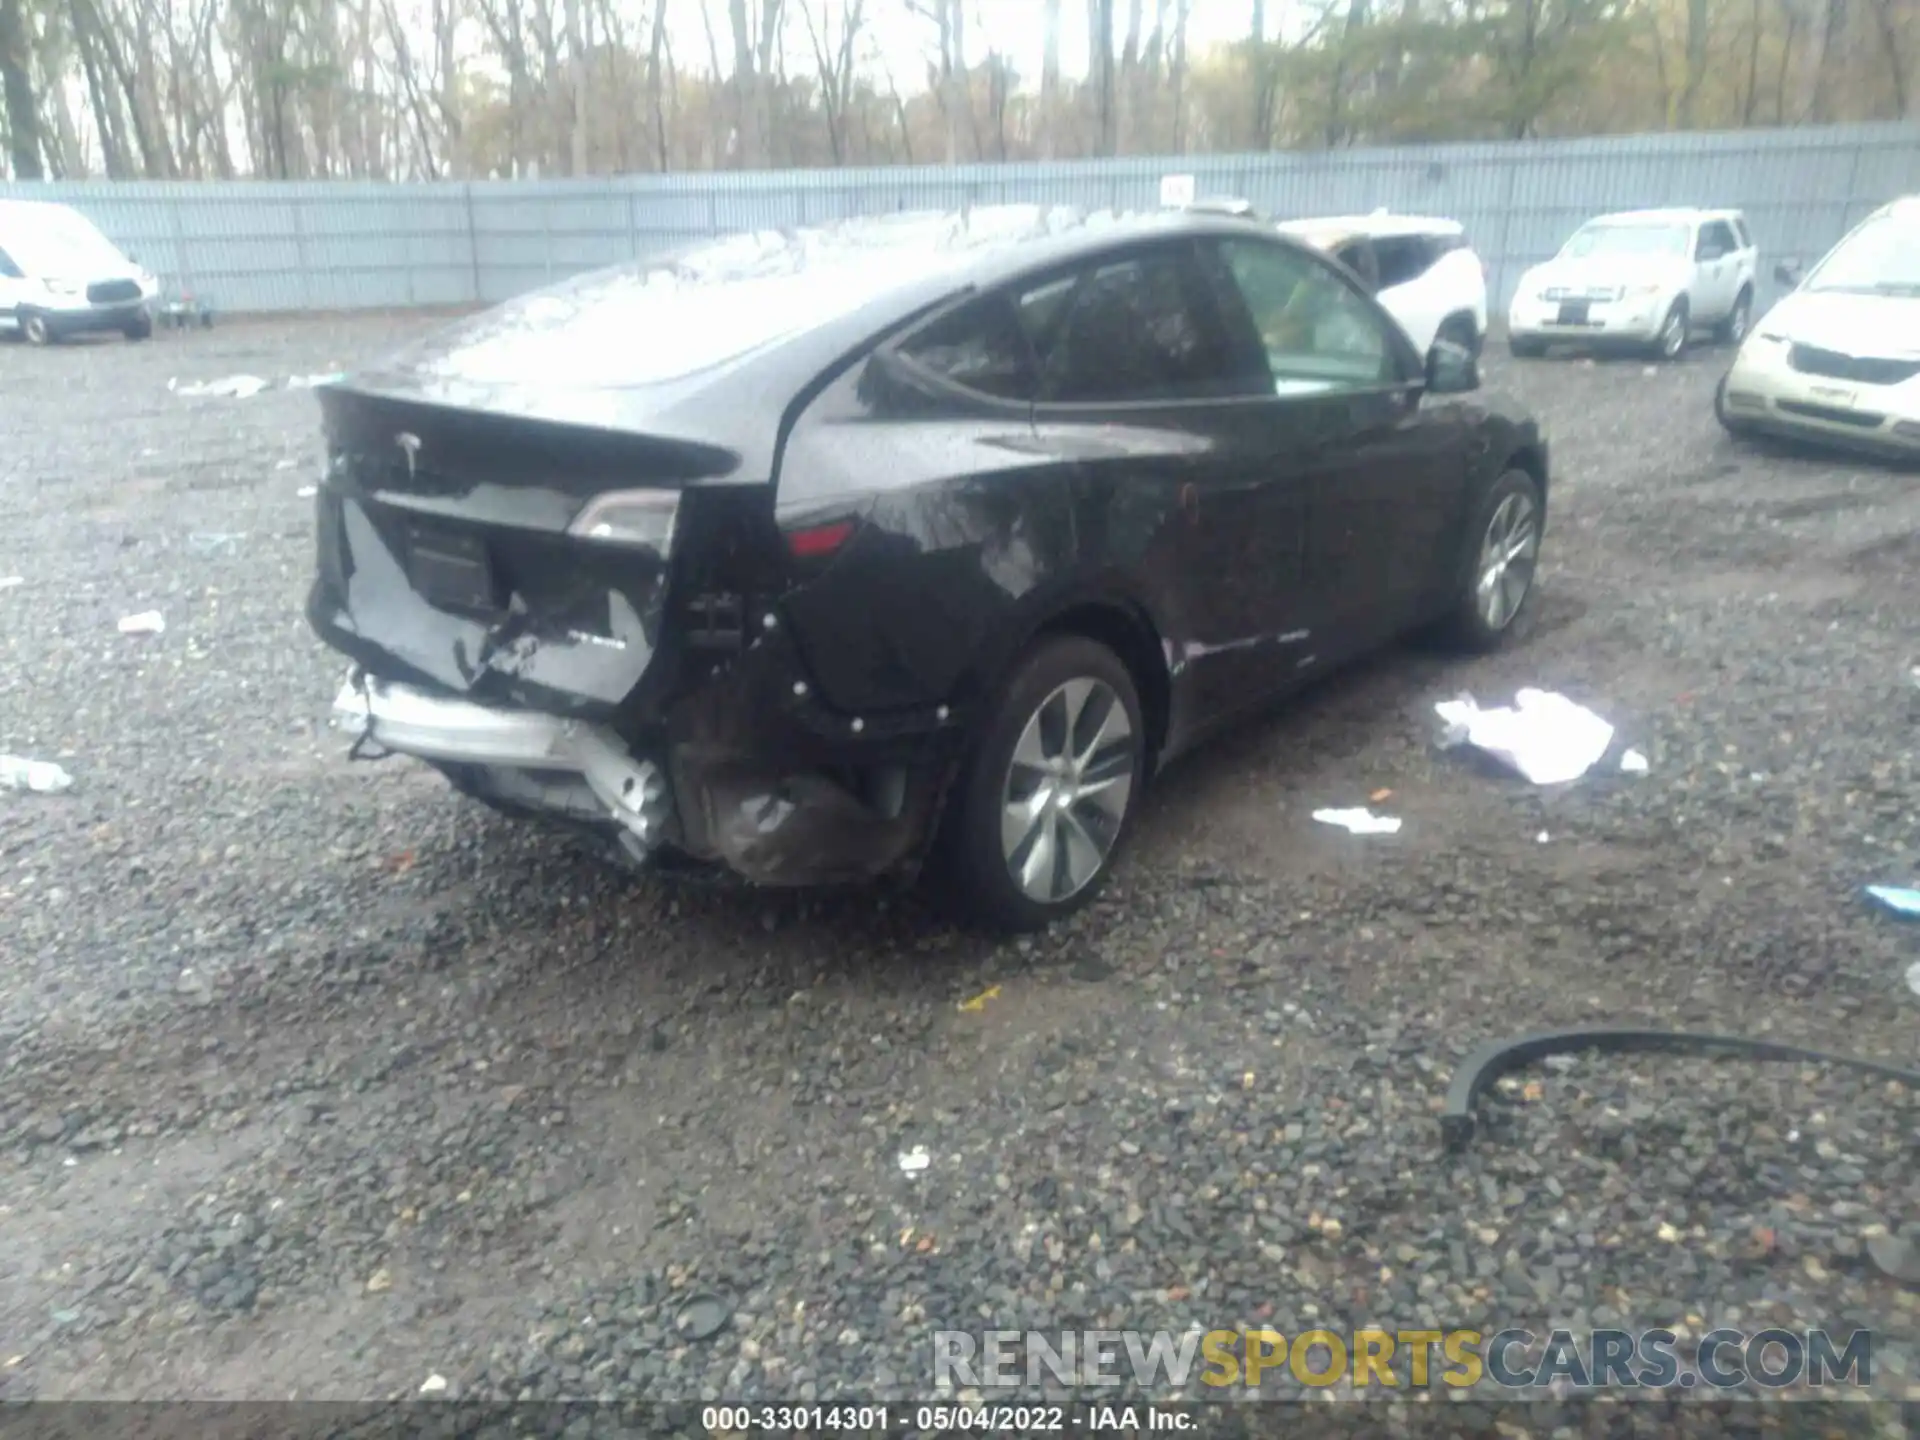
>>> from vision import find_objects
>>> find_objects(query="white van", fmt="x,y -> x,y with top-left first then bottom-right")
0,199 -> 159,345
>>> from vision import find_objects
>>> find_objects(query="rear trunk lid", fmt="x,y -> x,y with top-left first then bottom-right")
310,384 -> 752,721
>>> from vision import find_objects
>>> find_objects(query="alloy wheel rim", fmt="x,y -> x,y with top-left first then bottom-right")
1476,492 -> 1539,631
1000,677 -> 1136,905
24,316 -> 46,344
1662,311 -> 1685,357
1729,298 -> 1748,341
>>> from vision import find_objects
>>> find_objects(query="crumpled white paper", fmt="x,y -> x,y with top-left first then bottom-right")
1312,806 -> 1402,835
116,610 -> 165,635
1435,689 -> 1615,785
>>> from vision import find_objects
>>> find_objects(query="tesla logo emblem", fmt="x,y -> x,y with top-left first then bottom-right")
395,432 -> 421,479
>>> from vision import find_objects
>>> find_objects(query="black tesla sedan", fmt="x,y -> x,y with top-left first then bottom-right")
309,204 -> 1548,932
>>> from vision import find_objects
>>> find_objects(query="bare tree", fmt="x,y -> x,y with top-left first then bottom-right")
0,0 -> 43,176
798,0 -> 865,161
1039,0 -> 1059,156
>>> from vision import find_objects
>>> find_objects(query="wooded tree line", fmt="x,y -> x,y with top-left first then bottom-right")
0,0 -> 1911,181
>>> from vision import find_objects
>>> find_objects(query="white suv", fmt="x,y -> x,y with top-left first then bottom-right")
1507,208 -> 1759,361
1273,212 -> 1489,366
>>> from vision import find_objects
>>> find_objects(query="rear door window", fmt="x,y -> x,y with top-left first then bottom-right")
896,294 -> 1035,401
0,245 -> 20,278
1019,245 -> 1255,405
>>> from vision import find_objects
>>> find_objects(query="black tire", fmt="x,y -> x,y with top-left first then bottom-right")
1714,372 -> 1756,440
20,310 -> 52,346
1714,287 -> 1753,346
1507,333 -> 1546,359
124,312 -> 153,342
1650,297 -> 1690,361
1430,314 -> 1481,369
934,634 -> 1146,934
1435,468 -> 1544,653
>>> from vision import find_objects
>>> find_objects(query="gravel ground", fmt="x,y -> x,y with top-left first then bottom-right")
1,315 -> 1917,1419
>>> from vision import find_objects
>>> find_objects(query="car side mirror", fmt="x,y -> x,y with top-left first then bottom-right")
1774,260 -> 1802,289
1425,338 -> 1480,396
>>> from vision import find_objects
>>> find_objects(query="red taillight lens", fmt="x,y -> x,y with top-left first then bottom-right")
785,519 -> 856,559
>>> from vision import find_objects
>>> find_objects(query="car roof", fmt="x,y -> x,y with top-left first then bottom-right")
350,204 -> 1316,465
1586,207 -> 1744,227
1276,212 -> 1465,245
0,198 -> 87,225
1873,195 -> 1920,222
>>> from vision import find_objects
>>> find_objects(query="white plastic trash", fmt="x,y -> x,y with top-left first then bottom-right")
0,756 -> 73,793
1434,689 -> 1615,785
1312,807 -> 1402,836
117,611 -> 165,635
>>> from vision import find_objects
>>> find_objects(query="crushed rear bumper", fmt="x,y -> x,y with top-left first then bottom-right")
328,658 -> 958,888
333,668 -> 672,851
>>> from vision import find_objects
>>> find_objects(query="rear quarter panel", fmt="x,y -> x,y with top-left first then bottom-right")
772,361 -> 1184,725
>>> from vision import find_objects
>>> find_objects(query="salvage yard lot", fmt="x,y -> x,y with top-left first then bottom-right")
1,314 -> 1917,1407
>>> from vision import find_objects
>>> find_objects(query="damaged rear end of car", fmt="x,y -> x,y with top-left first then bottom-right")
307,235 -> 984,888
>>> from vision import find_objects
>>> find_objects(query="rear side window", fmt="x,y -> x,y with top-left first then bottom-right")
1332,240 -> 1381,292
897,294 -> 1035,401
0,245 -> 19,278
1372,236 -> 1441,290
1020,247 -> 1252,405
1734,218 -> 1754,249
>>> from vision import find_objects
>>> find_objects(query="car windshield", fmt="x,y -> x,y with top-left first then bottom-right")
2,208 -> 129,276
1559,222 -> 1690,260
1804,212 -> 1920,294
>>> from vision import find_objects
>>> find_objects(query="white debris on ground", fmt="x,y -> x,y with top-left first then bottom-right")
897,1146 -> 931,1175
297,486 -> 318,498
285,372 -> 346,389
0,576 -> 21,589
1620,748 -> 1650,773
1865,884 -> 1920,918
169,375 -> 270,399
0,756 -> 74,794
1312,806 -> 1403,836
116,611 -> 165,636
1907,961 -> 1920,997
418,1374 -> 449,1394
1435,689 -> 1615,785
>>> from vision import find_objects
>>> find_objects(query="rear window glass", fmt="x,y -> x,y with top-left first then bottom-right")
1373,236 -> 1437,289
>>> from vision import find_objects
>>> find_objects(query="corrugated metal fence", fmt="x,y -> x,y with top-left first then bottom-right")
3,121 -> 1917,315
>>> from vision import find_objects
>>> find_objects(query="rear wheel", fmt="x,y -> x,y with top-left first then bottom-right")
935,635 -> 1145,933
124,312 -> 153,342
20,311 -> 51,346
1436,468 -> 1544,652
